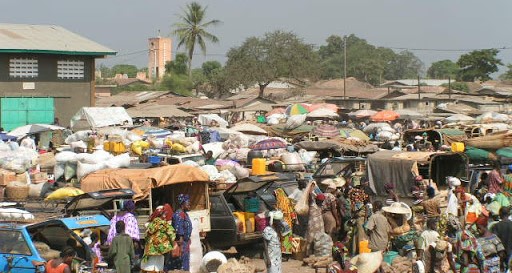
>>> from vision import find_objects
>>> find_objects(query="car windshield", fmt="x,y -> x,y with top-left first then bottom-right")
0,230 -> 31,255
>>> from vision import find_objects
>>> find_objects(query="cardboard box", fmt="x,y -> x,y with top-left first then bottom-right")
30,172 -> 48,182
0,171 -> 16,186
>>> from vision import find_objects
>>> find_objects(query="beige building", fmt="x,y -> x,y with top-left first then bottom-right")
148,37 -> 172,79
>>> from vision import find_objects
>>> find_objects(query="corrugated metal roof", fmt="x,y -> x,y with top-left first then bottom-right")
0,23 -> 116,55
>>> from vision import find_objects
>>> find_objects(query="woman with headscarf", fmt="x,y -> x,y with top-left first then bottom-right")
306,182 -> 325,256
170,194 -> 193,271
107,200 -> 140,246
450,220 -> 485,273
475,214 -> 506,273
263,211 -> 284,273
142,204 -> 176,273
273,188 -> 295,257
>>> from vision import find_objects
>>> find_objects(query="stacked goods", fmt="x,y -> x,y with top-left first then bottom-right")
217,257 -> 262,273
5,181 -> 29,201
0,208 -> 34,220
302,256 -> 333,268
464,130 -> 512,150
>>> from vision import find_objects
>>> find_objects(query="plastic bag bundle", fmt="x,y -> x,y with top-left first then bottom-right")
281,152 -> 305,171
185,141 -> 201,154
219,170 -> 237,183
125,131 -> 142,142
64,162 -> 77,181
0,208 -> 34,220
201,165 -> 220,180
55,151 -> 78,162
77,161 -> 106,180
313,232 -> 333,257
104,153 -> 131,169
0,142 -> 10,152
202,142 -> 225,159
71,141 -> 87,150
285,114 -> 307,130
54,163 -> 65,180
295,181 -> 316,215
65,130 -> 92,144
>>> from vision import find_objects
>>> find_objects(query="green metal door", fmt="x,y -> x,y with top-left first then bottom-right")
0,98 -> 54,131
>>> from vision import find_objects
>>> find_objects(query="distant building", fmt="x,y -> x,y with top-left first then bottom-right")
148,36 -> 172,79
0,23 -> 115,130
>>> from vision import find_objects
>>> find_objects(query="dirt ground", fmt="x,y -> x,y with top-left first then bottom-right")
251,258 -> 318,273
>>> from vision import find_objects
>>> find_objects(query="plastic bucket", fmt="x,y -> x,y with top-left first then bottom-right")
252,158 -> 266,175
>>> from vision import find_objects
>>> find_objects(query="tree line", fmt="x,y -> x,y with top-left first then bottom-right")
98,1 -> 512,98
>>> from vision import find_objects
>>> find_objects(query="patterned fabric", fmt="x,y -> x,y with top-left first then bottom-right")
307,197 -> 325,245
455,230 -> 485,271
107,212 -> 140,244
263,226 -> 282,273
477,234 -> 504,273
274,188 -> 295,254
504,174 -> 512,193
177,194 -> 190,206
149,204 -> 173,222
92,242 -> 103,262
143,217 -> 176,258
321,192 -> 337,213
170,209 -> 192,271
488,169 -> 504,194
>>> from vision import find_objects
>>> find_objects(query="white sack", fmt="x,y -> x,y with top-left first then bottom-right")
55,151 -> 78,163
77,161 -> 106,180
104,153 -> 131,169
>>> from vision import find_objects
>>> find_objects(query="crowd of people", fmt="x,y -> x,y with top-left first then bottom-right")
258,160 -> 512,273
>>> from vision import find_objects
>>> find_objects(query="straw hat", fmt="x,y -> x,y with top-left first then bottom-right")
383,202 -> 411,215
333,177 -> 346,188
350,251 -> 383,273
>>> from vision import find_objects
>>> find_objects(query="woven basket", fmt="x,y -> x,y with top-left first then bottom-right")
6,185 -> 29,201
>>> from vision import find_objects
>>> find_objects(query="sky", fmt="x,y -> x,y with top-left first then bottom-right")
3,0 -> 512,76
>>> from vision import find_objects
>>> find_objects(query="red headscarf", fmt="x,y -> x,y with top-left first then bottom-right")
149,204 -> 173,222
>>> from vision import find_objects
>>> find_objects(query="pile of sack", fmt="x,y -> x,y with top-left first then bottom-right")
54,150 -> 130,181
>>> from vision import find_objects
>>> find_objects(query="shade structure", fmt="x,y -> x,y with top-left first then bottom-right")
132,126 -> 171,139
307,103 -> 338,113
313,124 -> 340,138
371,110 -> 400,122
250,138 -> 288,150
395,109 -> 423,119
348,109 -> 377,119
444,114 -> 475,123
339,129 -> 370,141
230,123 -> 268,135
475,112 -> 509,123
285,104 -> 309,116
8,124 -> 65,138
306,109 -> 339,119
265,107 -> 286,117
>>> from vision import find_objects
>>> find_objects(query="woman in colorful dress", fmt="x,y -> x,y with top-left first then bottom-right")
274,187 -> 295,258
263,211 -> 284,273
170,194 -> 193,271
452,224 -> 485,273
475,214 -> 506,273
107,200 -> 140,245
142,204 -> 176,272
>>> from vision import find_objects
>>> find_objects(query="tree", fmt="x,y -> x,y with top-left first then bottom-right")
172,2 -> 221,78
165,53 -> 189,75
499,64 -> 512,81
427,60 -> 459,79
161,73 -> 193,96
111,64 -> 139,78
456,49 -> 502,81
202,61 -> 222,79
225,30 -> 320,97
441,82 -> 469,92
384,50 -> 424,80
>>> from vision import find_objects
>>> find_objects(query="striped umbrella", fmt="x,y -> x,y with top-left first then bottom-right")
285,104 -> 309,116
313,124 -> 340,138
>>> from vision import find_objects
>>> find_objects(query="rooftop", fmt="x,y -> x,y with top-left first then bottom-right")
0,23 -> 116,56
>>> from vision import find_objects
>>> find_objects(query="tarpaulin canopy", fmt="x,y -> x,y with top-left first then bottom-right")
266,124 -> 315,138
7,124 -> 65,138
230,123 -> 267,135
80,164 -> 209,201
197,114 -> 228,128
306,109 -> 339,119
371,110 -> 400,122
70,107 -> 133,130
348,109 -> 377,119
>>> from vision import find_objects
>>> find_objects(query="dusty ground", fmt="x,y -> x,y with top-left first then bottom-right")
251,258 -> 318,273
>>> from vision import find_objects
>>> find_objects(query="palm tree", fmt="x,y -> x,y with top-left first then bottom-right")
172,2 -> 221,78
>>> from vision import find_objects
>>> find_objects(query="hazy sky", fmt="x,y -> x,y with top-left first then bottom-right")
4,0 -> 512,76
